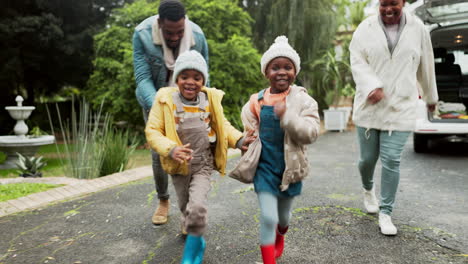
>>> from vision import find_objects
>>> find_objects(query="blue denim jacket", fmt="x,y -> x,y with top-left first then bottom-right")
132,16 -> 209,110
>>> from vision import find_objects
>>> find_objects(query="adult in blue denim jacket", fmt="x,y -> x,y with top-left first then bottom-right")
132,0 -> 209,225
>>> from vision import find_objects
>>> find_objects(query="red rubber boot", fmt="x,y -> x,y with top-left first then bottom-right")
275,225 -> 288,258
260,244 -> 276,264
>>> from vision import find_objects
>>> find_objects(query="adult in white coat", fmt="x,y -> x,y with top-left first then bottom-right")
350,0 -> 438,235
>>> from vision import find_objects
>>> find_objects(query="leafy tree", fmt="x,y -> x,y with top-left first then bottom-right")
243,0 -> 375,110
0,0 -> 135,135
316,0 -> 369,108
310,47 -> 352,107
184,0 -> 263,128
0,10 -> 67,104
184,0 -> 253,42
243,0 -> 338,110
85,0 -> 264,129
348,0 -> 370,30
242,0 -> 274,51
85,0 -> 157,127
0,0 -> 133,106
209,36 -> 266,128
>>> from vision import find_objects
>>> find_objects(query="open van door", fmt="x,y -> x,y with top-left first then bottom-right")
414,0 -> 468,26
411,0 -> 468,153
413,0 -> 468,50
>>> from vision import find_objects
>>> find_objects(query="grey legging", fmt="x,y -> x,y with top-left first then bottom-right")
257,192 -> 294,245
143,109 -> 169,200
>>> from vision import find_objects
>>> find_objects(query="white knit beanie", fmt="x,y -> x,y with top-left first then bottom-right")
260,36 -> 301,76
173,50 -> 208,85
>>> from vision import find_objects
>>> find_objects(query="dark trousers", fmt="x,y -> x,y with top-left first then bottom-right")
143,109 -> 169,200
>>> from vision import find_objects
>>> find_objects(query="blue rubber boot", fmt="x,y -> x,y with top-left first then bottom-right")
181,234 -> 206,264
194,236 -> 206,264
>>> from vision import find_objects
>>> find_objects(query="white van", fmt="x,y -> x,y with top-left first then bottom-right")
412,0 -> 468,152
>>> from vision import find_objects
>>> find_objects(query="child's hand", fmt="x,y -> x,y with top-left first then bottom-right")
241,130 -> 257,152
274,101 -> 286,118
171,144 -> 193,163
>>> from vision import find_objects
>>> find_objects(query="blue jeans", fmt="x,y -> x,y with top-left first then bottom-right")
356,127 -> 410,215
143,109 -> 169,200
257,192 -> 294,245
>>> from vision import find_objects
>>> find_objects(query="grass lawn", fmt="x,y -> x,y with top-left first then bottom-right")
0,144 -> 152,179
0,144 -> 66,178
127,148 -> 152,169
0,183 -> 63,202
0,144 -> 152,203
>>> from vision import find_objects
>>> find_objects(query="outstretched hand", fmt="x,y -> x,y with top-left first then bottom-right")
241,130 -> 257,152
171,143 -> 193,164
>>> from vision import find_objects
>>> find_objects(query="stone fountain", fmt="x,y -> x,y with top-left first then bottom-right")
0,96 -> 55,169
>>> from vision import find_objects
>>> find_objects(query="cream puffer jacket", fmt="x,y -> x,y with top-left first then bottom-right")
350,11 -> 438,131
241,85 -> 320,191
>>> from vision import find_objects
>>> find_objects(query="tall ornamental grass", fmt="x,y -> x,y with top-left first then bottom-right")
100,128 -> 138,176
47,98 -> 138,179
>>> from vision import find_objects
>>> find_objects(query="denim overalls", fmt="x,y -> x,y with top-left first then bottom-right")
170,92 -> 214,235
253,89 -> 301,197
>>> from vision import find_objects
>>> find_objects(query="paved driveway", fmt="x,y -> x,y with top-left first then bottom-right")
0,130 -> 466,264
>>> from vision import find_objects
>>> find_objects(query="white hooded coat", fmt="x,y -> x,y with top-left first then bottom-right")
350,11 -> 438,132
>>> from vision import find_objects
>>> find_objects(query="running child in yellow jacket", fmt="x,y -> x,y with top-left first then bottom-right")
145,50 -> 254,264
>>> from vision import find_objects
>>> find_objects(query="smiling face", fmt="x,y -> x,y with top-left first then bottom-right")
176,69 -> 204,101
265,57 -> 296,94
159,18 -> 185,49
379,0 -> 405,25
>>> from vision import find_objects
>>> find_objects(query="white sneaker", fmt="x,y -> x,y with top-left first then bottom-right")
363,188 -> 379,214
379,213 -> 397,235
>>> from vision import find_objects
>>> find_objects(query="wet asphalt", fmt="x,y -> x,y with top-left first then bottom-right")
0,130 -> 467,264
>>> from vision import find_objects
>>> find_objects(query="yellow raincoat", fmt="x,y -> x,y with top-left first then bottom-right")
145,87 -> 242,176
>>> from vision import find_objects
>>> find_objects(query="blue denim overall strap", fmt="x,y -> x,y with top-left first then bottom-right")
253,90 -> 302,197
258,89 -> 266,102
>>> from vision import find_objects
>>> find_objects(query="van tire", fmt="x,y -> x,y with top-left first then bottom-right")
413,133 -> 429,153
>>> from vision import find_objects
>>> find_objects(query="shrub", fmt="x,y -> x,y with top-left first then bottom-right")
15,153 -> 47,177
50,99 -> 109,179
100,128 -> 139,176
47,98 -> 140,179
84,0 -> 264,131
